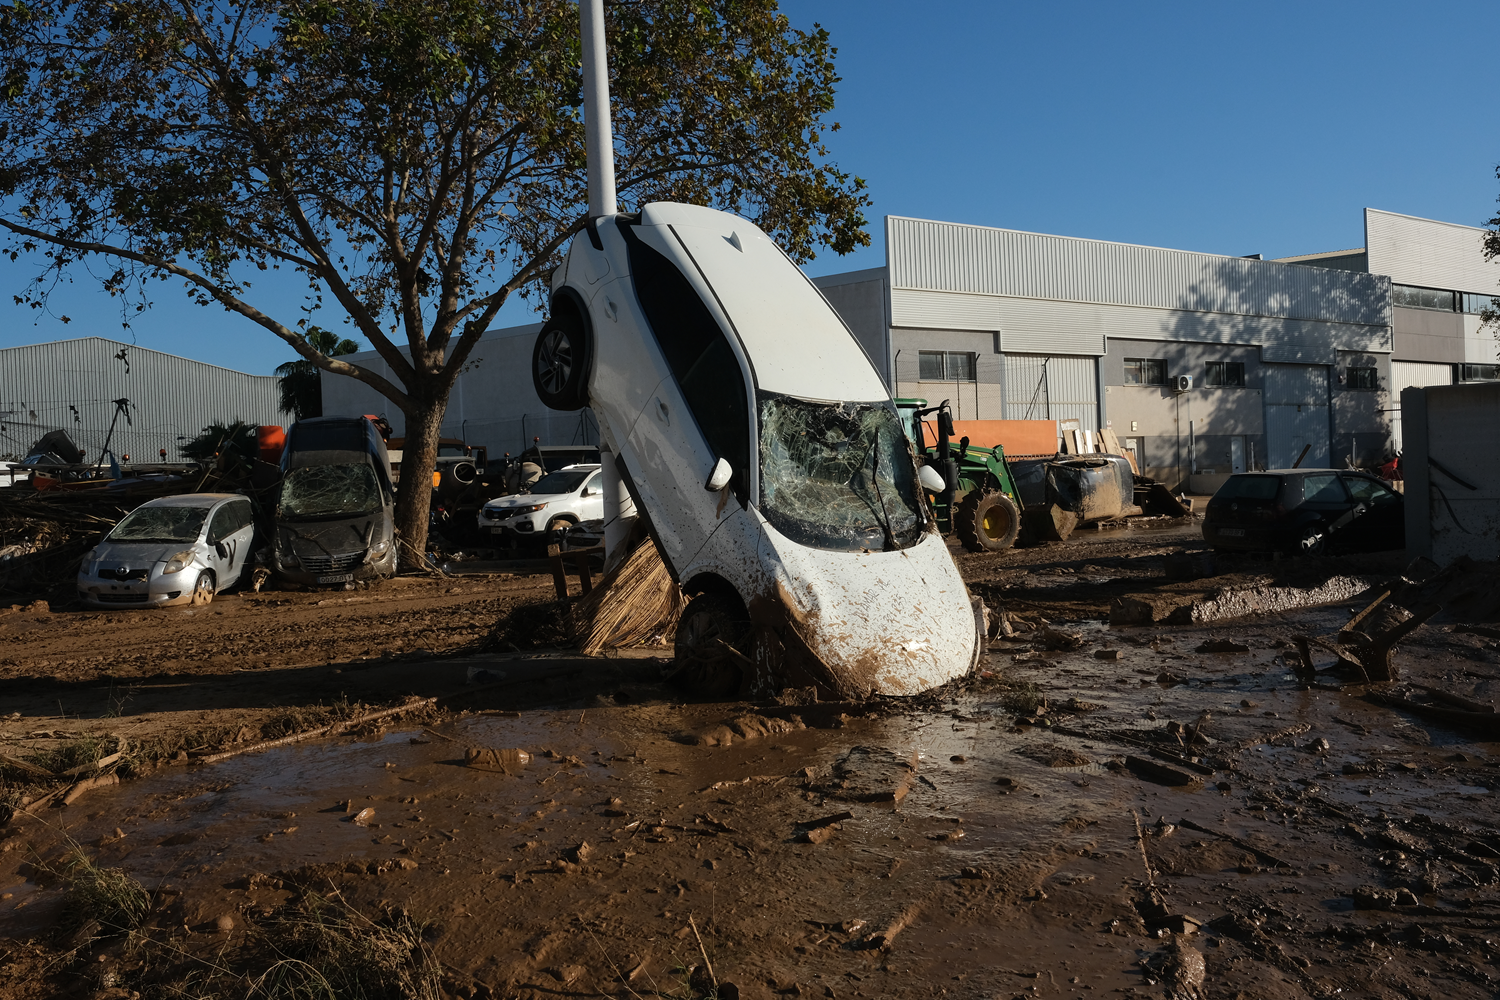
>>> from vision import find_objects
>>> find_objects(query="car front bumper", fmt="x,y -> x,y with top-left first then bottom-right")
77,564 -> 203,608
1201,521 -> 1295,552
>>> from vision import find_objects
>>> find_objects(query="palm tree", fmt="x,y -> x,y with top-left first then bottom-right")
275,327 -> 361,420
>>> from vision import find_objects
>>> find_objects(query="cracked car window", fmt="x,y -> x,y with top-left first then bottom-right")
758,393 -> 925,552
277,464 -> 383,520
107,505 -> 209,544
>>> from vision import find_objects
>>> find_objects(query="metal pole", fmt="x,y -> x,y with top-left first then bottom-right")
579,0 -> 617,218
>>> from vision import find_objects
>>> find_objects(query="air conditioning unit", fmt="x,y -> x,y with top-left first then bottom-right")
1175,374 -> 1194,393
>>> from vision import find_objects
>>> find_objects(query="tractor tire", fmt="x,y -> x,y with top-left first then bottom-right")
954,490 -> 1021,553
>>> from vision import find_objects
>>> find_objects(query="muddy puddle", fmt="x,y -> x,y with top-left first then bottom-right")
6,599 -> 1500,999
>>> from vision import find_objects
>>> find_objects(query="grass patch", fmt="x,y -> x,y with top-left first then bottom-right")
48,845 -> 151,935
999,681 -> 1044,716
112,893 -> 444,1000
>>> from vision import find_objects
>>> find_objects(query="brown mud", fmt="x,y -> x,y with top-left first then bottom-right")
2,529 -> 1500,999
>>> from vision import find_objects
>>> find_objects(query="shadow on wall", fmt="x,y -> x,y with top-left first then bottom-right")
1164,254 -> 1392,480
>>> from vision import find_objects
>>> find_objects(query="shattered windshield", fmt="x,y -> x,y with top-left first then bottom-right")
758,393 -> 926,552
107,505 -> 209,544
278,464 -> 384,520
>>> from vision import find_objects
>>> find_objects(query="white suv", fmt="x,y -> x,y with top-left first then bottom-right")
530,202 -> 982,700
477,464 -> 602,540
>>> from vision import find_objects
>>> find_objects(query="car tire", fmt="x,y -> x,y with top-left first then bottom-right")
189,570 -> 215,606
954,490 -> 1021,553
672,591 -> 751,698
532,298 -> 592,411
1295,524 -> 1326,557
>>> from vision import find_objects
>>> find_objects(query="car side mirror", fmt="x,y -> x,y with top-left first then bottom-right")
918,464 -> 946,493
704,458 -> 733,492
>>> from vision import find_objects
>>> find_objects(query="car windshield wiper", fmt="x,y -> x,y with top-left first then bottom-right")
852,438 -> 898,552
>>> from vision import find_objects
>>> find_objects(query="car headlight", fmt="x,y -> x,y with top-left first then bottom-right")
516,503 -> 546,514
369,538 -> 390,558
163,549 -> 195,574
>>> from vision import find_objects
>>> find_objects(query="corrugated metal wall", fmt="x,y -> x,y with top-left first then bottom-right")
0,337 -> 282,463
1001,354 -> 1097,431
1366,208 -> 1500,295
888,216 -> 1390,328
1390,360 -> 1453,451
1262,364 -> 1330,468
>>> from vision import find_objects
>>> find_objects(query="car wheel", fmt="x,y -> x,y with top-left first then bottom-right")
1296,525 -> 1326,556
189,570 -> 215,606
671,591 -> 751,698
532,298 -> 592,411
546,516 -> 574,534
954,490 -> 1021,553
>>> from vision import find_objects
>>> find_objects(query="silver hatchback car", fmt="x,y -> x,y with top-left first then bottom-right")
77,493 -> 256,608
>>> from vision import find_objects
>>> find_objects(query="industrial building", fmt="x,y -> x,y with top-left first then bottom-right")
0,336 -> 282,465
317,206 -> 1500,492
1271,208 -> 1500,451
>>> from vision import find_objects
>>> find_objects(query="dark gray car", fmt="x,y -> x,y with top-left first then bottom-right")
1203,469 -> 1404,555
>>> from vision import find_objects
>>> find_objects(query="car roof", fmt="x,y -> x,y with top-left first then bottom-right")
136,493 -> 244,508
553,464 -> 601,472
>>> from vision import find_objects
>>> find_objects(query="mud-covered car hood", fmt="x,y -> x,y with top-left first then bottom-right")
758,527 -> 979,697
89,541 -> 191,567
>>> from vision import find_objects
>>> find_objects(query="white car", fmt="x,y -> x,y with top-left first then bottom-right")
477,463 -> 603,540
77,493 -> 256,608
532,202 -> 981,699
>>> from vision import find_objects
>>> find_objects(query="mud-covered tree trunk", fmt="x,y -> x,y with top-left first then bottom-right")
393,401 -> 446,571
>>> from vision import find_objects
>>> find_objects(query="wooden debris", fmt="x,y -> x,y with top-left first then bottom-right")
570,538 -> 685,655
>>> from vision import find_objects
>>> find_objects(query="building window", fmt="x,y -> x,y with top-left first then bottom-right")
1393,284 -> 1456,311
1346,366 -> 1378,389
1461,364 -> 1500,382
1122,358 -> 1167,386
1462,292 -> 1500,314
918,350 -> 976,381
1203,361 -> 1245,387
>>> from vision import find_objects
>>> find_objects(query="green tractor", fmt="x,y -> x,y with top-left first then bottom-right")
895,397 -> 1024,553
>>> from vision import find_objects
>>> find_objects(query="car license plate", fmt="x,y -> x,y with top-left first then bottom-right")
489,526 -> 508,534
317,573 -> 355,584
1220,528 -> 1245,537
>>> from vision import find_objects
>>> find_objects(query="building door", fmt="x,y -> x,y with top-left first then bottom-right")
1230,436 -> 1246,474
1263,364 -> 1330,469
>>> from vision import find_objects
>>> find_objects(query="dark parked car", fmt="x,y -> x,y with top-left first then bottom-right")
1202,469 -> 1404,556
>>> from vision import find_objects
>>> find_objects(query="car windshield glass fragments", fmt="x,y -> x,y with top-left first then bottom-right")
1301,473 -> 1347,503
278,464 -> 382,519
530,469 -> 592,495
109,505 -> 208,543
1215,475 -> 1282,501
759,393 -> 924,552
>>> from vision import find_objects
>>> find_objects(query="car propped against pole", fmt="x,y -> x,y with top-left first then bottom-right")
531,3 -> 981,700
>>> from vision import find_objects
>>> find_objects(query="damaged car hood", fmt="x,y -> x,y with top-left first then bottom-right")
92,541 -> 182,567
758,526 -> 979,698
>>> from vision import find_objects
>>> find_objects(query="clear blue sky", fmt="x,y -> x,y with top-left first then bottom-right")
3,0 -> 1498,374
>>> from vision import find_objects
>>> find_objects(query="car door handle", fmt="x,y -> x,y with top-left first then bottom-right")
655,398 -> 670,425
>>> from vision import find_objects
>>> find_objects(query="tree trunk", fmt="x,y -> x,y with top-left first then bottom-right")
394,401 -> 444,571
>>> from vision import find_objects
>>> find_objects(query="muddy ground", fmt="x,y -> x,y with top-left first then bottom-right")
3,523 -> 1500,999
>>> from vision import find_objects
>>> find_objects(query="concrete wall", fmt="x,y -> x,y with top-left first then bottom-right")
891,328 -> 1002,420
321,323 -> 601,458
1100,338 -> 1264,484
1403,382 -> 1500,565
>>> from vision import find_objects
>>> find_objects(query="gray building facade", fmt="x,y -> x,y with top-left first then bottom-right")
816,216 -> 1394,491
0,336 -> 282,464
